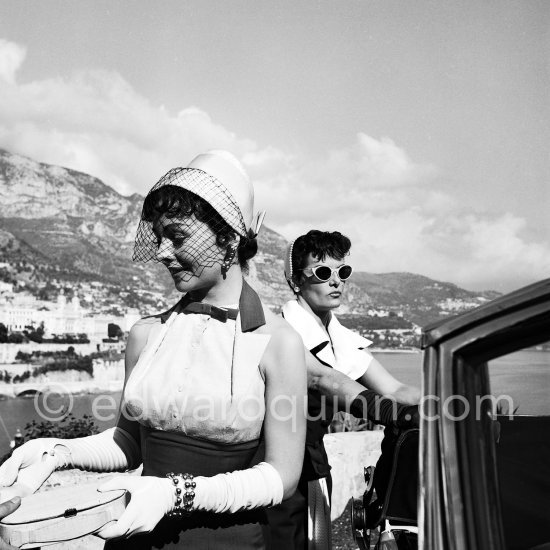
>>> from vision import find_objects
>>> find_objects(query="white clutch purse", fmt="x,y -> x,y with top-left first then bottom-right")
0,481 -> 128,549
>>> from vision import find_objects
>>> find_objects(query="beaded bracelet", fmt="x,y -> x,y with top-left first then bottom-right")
166,472 -> 196,518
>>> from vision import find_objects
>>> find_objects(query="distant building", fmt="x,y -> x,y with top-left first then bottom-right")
367,309 -> 390,317
0,293 -> 41,331
438,298 -> 481,312
0,291 -> 137,342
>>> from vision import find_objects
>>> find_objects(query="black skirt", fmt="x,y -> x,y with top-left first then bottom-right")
105,427 -> 268,550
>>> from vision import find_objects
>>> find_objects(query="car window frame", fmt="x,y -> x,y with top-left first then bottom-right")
421,280 -> 550,550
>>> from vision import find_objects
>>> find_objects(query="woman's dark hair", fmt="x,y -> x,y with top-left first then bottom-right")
142,185 -> 257,269
290,230 -> 351,284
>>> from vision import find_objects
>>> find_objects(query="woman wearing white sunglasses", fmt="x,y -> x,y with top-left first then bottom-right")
267,230 -> 420,550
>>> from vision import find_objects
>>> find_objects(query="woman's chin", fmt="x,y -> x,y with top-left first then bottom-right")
315,300 -> 341,313
172,275 -> 194,293
173,281 -> 186,293
326,297 -> 342,309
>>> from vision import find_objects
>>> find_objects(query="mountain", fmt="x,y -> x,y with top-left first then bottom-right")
0,149 -> 146,281
0,149 -> 499,325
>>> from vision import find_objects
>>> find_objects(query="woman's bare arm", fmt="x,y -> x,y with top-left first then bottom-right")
357,356 -> 420,404
307,350 -> 420,406
114,317 -> 159,458
262,325 -> 307,499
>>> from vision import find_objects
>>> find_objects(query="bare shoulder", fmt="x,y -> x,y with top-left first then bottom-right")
261,307 -> 302,345
128,315 -> 163,347
125,314 -> 163,375
258,308 -> 305,377
129,314 -> 161,337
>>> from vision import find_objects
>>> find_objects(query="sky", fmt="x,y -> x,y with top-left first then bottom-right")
0,0 -> 548,292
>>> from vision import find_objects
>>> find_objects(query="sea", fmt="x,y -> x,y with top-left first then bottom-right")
0,350 -> 548,455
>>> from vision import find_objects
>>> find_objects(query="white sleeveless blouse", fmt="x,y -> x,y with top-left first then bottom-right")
123,307 -> 268,444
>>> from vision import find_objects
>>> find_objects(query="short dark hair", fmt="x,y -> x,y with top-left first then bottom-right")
290,230 -> 351,284
142,185 -> 257,269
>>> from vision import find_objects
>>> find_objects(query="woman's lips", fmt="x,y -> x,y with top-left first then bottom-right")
328,291 -> 341,298
169,267 -> 191,277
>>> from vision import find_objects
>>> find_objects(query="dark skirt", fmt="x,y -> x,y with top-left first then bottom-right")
105,427 -> 268,550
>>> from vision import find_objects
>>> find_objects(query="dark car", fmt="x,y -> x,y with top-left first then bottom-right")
354,278 -> 550,550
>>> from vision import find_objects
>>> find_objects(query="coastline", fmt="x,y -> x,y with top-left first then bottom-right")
0,379 -> 123,398
371,348 -> 421,354
0,350 -> 422,398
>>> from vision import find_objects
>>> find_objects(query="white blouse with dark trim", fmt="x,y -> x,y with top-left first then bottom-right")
123,306 -> 269,444
282,300 -> 373,380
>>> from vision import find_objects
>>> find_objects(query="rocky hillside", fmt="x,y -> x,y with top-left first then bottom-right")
0,149 -> 499,325
0,149 -> 148,284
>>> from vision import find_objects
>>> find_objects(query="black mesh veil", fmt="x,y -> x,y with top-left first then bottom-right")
133,167 -> 247,281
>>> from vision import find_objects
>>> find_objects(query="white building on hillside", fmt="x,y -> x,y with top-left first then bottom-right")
0,291 -> 137,341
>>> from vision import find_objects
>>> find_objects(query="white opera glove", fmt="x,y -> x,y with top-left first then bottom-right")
60,427 -> 140,472
0,438 -> 68,499
96,476 -> 174,539
194,462 -> 284,514
0,428 -> 140,502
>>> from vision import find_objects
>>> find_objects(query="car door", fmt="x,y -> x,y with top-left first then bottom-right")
420,279 -> 550,550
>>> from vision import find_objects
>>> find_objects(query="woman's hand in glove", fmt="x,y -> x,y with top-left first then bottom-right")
394,404 -> 420,430
96,476 -> 175,539
0,438 -> 66,497
349,389 -> 420,429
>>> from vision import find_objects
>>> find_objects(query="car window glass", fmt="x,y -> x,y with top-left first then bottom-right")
489,337 -> 550,549
488,338 -> 550,415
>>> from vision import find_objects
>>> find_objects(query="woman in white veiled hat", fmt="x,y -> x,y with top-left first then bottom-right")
0,151 -> 307,549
